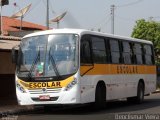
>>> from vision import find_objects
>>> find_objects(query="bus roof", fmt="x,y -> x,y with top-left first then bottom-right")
23,28 -> 153,45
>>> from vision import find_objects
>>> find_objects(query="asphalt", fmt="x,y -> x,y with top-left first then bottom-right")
0,99 -> 34,118
0,89 -> 160,118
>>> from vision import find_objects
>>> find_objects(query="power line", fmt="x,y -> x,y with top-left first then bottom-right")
25,0 -> 42,17
100,17 -> 111,31
13,0 -> 42,18
98,17 -> 111,29
109,0 -> 144,34
49,0 -> 56,15
90,15 -> 111,32
42,0 -> 46,7
91,13 -> 110,29
115,15 -> 136,22
42,0 -> 49,29
46,0 -> 49,29
116,0 -> 144,8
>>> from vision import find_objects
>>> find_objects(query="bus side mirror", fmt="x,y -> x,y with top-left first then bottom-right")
12,45 -> 19,64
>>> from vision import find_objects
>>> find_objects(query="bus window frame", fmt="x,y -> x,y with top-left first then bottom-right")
143,44 -> 155,65
109,38 -> 122,64
80,35 -> 94,66
91,35 -> 108,64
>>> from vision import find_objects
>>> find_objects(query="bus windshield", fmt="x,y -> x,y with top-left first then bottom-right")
17,34 -> 79,81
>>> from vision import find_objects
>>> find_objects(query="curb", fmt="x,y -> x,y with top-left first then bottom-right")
152,89 -> 160,94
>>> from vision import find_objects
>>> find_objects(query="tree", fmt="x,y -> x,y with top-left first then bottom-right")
131,19 -> 160,63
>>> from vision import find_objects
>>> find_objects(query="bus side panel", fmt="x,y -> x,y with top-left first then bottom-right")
144,65 -> 157,94
79,65 -> 157,104
80,75 -> 98,103
80,74 -> 139,102
80,64 -> 109,103
144,74 -> 156,94
106,75 -> 125,100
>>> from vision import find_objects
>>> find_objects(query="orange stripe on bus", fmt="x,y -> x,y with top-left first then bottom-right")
80,64 -> 156,75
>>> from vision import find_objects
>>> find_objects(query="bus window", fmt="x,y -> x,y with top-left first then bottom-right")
110,39 -> 120,64
144,44 -> 154,65
133,43 -> 143,64
80,36 -> 92,65
91,36 -> 107,64
122,41 -> 132,64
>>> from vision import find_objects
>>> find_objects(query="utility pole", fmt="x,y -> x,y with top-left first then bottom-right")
46,0 -> 49,29
0,0 -> 2,35
0,0 -> 9,35
111,4 -> 115,34
20,15 -> 24,30
149,16 -> 153,21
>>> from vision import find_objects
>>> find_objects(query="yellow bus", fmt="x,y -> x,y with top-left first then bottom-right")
12,29 -> 156,109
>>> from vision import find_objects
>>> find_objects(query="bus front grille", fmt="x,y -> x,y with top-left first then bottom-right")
28,88 -> 62,94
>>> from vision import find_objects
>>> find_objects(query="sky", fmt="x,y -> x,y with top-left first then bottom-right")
2,0 -> 160,37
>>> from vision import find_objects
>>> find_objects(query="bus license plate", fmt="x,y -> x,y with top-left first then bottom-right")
39,95 -> 50,100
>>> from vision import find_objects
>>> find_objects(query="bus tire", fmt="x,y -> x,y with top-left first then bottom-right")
127,82 -> 144,104
135,82 -> 144,104
94,83 -> 106,109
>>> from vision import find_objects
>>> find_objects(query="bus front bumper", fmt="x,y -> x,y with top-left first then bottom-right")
16,86 -> 80,105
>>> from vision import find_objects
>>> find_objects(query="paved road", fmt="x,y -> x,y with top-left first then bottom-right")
13,93 -> 160,120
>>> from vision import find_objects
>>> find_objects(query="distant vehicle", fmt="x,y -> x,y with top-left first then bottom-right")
12,29 -> 156,109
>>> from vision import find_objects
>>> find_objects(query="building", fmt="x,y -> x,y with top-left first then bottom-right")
0,17 -> 48,102
1,16 -> 48,37
0,36 -> 21,101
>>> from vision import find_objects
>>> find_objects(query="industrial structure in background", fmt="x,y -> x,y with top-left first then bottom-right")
11,4 -> 32,31
50,11 -> 67,28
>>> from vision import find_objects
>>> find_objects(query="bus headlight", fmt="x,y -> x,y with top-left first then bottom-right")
16,82 -> 26,93
64,78 -> 77,91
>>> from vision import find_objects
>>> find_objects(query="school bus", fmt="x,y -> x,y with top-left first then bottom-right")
12,29 -> 156,109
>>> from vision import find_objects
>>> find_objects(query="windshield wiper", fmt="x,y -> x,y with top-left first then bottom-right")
49,49 -> 61,80
27,50 -> 40,80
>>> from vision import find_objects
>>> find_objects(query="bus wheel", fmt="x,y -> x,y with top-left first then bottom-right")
94,83 -> 106,109
135,82 -> 144,104
127,82 -> 144,104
